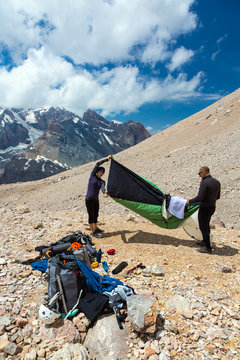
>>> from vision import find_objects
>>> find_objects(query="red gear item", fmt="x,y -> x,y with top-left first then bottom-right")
107,249 -> 115,255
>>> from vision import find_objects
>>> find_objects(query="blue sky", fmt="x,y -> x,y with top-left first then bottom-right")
0,0 -> 239,134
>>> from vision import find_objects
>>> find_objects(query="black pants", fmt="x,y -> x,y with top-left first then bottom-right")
198,206 -> 215,248
85,198 -> 99,224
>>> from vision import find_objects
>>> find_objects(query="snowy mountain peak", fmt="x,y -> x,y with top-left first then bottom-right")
0,106 -> 150,184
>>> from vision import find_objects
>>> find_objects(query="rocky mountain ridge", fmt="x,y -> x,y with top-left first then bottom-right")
0,107 -> 150,184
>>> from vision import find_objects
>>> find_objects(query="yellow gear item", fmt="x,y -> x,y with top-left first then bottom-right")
91,262 -> 98,268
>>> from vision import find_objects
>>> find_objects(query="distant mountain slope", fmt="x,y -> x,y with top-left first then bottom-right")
0,89 -> 239,228
0,107 -> 150,183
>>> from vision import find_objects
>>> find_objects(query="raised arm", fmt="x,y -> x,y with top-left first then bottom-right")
91,155 -> 112,175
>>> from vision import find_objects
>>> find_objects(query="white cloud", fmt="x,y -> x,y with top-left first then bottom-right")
0,0 -> 214,116
0,46 -> 205,116
146,126 -> 153,132
0,0 -> 197,66
211,33 -> 227,61
146,126 -> 163,135
211,49 -> 221,61
168,47 -> 194,72
216,34 -> 228,45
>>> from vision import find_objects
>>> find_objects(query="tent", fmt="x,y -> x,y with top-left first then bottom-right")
107,159 -> 199,230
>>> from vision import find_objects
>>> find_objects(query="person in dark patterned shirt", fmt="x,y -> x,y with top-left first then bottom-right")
187,166 -> 221,254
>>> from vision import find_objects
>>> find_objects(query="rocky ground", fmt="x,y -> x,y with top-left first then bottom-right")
0,205 -> 239,359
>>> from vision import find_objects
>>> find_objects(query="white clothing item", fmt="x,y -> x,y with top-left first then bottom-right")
167,196 -> 187,219
103,285 -> 134,307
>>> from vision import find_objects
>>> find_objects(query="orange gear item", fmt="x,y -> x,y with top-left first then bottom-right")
45,250 -> 53,258
70,242 -> 82,251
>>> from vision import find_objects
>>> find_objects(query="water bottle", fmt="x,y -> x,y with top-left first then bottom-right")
96,248 -> 102,263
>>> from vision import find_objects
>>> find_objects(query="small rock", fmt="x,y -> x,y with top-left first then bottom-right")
221,266 -> 235,273
0,316 -> 11,327
32,270 -> 42,277
14,251 -> 40,264
23,348 -> 37,359
205,344 -> 216,351
159,352 -> 170,360
48,343 -> 89,360
73,312 -> 90,333
18,270 -> 32,278
166,295 -> 193,319
145,346 -> 155,358
127,215 -> 135,222
142,266 -> 164,277
16,317 -> 28,328
37,348 -> 46,357
149,355 -> 159,360
12,301 -> 22,315
0,334 -> 9,352
4,342 -> 22,356
22,208 -> 31,214
150,266 -> 165,277
33,223 -> 44,230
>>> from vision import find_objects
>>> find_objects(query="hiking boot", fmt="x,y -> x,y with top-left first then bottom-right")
95,228 -> 105,233
197,246 -> 212,254
92,232 -> 102,239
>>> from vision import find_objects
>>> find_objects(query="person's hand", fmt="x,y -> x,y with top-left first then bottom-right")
108,155 -> 112,160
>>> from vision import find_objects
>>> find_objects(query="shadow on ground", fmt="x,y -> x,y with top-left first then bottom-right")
104,230 -> 238,257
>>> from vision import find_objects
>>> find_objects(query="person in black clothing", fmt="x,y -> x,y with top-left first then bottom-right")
187,166 -> 221,254
85,155 -> 112,238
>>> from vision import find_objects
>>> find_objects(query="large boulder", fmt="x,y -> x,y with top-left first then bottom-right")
126,293 -> 159,334
48,343 -> 89,360
84,314 -> 129,360
40,319 -> 80,344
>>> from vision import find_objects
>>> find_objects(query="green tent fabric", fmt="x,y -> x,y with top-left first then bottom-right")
107,159 -> 199,229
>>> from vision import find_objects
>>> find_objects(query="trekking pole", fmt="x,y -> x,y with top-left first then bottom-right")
56,275 -> 68,315
64,290 -> 83,320
48,292 -> 61,307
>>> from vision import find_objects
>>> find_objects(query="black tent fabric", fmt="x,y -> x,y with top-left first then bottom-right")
107,158 -> 167,205
107,158 -> 199,229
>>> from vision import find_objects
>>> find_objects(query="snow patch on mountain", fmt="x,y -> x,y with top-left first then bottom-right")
24,158 -> 31,171
0,143 -> 28,155
102,132 -> 114,145
35,155 -> 69,169
25,111 -> 37,124
111,120 -> 122,124
13,111 -> 43,142
73,117 -> 80,124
